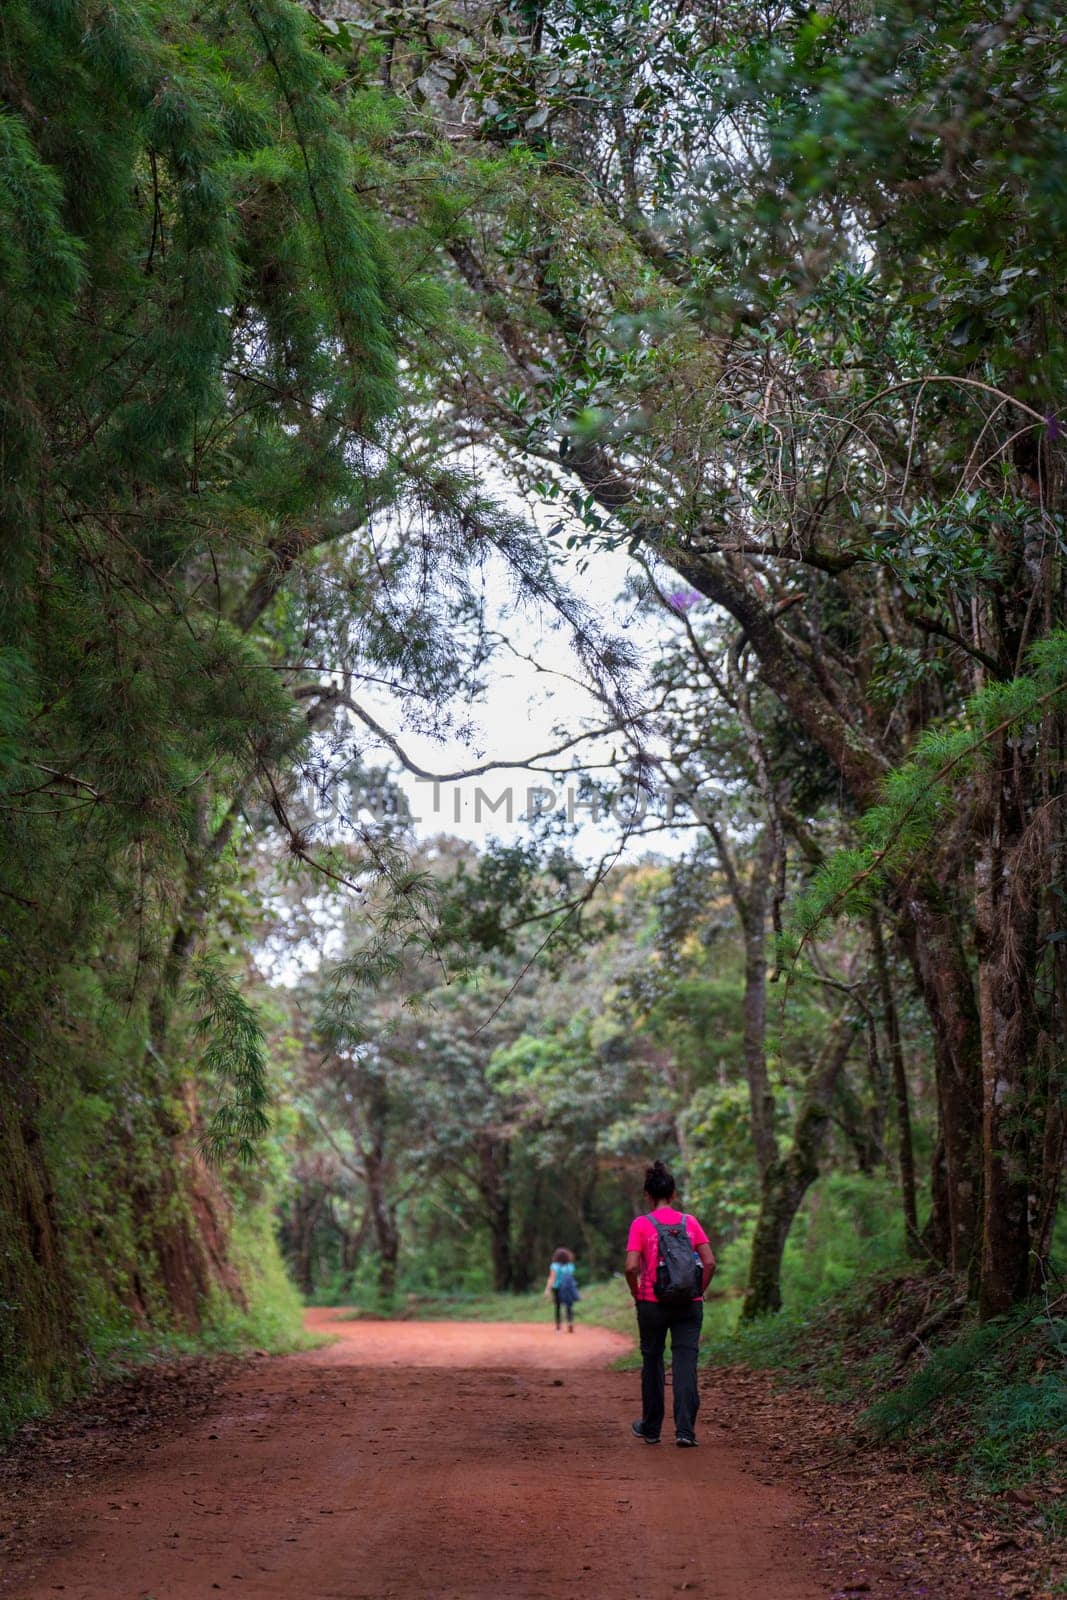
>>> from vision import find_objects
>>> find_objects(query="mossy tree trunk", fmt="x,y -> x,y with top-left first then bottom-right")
898,897 -> 983,1277
968,468 -> 1062,1317
742,1019 -> 858,1320
974,738 -> 1041,1319
870,912 -> 921,1256
0,1094 -> 80,1428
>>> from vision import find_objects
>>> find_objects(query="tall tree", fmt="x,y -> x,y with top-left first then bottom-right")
0,0 -> 513,1407
320,0 -> 1065,1310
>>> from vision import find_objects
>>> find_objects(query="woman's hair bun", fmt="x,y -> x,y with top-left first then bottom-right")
644,1160 -> 676,1201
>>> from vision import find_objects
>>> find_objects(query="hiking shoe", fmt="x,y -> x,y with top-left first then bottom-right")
676,1434 -> 698,1448
631,1421 -> 660,1445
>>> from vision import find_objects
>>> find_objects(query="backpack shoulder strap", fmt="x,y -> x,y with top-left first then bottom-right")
652,1213 -> 687,1235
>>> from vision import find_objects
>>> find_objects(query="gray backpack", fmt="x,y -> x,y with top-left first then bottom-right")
652,1215 -> 703,1306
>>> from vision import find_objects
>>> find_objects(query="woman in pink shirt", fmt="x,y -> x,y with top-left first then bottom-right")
624,1160 -> 715,1447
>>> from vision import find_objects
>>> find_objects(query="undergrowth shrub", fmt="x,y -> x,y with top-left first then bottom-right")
861,1299 -> 1067,1494
82,1199 -> 309,1382
197,1204 -> 310,1355
705,1170 -> 908,1339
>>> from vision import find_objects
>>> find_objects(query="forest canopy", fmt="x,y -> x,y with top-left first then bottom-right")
1,0 -> 1064,1432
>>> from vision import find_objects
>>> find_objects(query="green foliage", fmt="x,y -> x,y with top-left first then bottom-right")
0,0 -> 433,1423
704,1250 -> 1066,1513
685,1082 -> 758,1242
860,1299 -> 1067,1505
864,491 -> 1012,604
0,0 -> 409,937
6,0 -> 1065,1464
436,840 -> 593,961
706,1171 -> 908,1329
195,1202 -> 311,1356
188,955 -> 272,1164
972,1371 -> 1067,1485
789,630 -> 1067,951
862,1304 -> 1065,1438
81,1197 -> 311,1378
0,1103 -> 83,1438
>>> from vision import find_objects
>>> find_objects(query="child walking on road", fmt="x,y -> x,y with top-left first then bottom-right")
545,1246 -> 580,1332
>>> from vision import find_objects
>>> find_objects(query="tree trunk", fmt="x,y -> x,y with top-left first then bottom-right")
0,1092 -> 81,1419
740,834 -> 778,1175
123,1083 -> 244,1328
477,1135 -> 512,1292
1032,1087 -> 1065,1291
742,1018 -> 858,1319
922,1133 -> 952,1266
899,894 -> 983,1275
376,1219 -> 399,1301
834,1077 -> 881,1174
340,1205 -> 370,1279
861,1009 -> 888,1170
511,1168 -> 547,1292
870,912 -> 921,1255
974,742 -> 1040,1319
285,1187 -> 326,1298
577,1166 -> 600,1274
365,1150 -> 399,1302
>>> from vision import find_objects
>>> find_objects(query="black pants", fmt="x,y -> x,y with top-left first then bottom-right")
553,1289 -> 573,1327
636,1300 -> 702,1440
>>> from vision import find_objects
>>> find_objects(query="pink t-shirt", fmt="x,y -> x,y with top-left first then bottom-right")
626,1207 -> 709,1302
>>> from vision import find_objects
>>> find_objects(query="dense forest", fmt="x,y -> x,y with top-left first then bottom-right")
1,0 -> 1065,1463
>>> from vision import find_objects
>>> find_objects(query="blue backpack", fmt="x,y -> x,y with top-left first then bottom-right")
555,1261 -> 580,1304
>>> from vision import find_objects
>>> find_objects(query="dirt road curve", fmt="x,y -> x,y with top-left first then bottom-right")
2,1310 -> 830,1599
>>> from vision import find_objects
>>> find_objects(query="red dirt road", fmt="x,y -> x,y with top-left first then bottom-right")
2,1311 -> 831,1599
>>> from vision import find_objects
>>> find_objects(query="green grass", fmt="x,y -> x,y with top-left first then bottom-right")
403,1278 -> 638,1344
